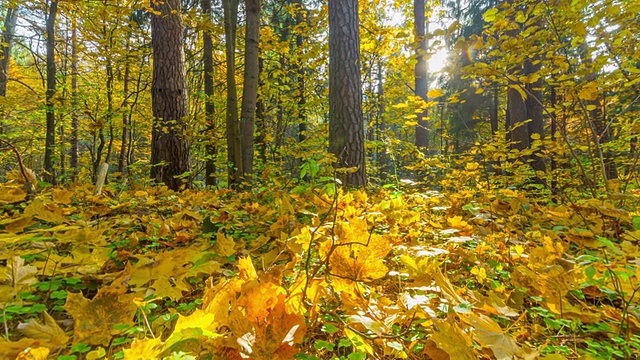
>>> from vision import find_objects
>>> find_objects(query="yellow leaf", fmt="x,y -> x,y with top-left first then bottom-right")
475,87 -> 485,94
428,88 -> 445,98
430,319 -> 475,360
0,184 -> 27,204
463,313 -> 538,359
52,188 -> 73,205
327,233 -> 391,281
64,286 -> 137,345
17,311 -> 69,347
214,231 -> 237,257
122,337 -> 164,360
578,81 -> 599,101
15,347 -> 50,360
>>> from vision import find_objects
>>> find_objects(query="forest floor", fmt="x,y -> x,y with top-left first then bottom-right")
0,177 -> 639,359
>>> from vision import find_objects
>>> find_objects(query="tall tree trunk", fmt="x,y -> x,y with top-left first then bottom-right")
70,16 -> 79,180
240,0 -> 260,185
295,0 -> 307,144
328,0 -> 366,187
202,0 -> 216,186
413,0 -> 429,152
223,0 -> 242,188
0,6 -> 18,105
44,1 -> 59,184
525,57 -> 545,172
118,36 -> 130,174
150,0 -> 191,190
256,58 -> 267,164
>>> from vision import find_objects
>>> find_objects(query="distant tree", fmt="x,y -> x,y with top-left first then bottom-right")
328,0 -> 366,187
44,0 -> 58,184
150,0 -> 191,190
0,5 -> 18,101
414,0 -> 429,152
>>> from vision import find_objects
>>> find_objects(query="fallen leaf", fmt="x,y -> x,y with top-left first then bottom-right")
64,286 -> 137,345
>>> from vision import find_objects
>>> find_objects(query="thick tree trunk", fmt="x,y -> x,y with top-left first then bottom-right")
414,0 -> 429,152
202,0 -> 216,186
240,0 -> 260,185
223,0 -> 242,188
44,1 -> 58,184
328,0 -> 366,187
150,0 -> 191,191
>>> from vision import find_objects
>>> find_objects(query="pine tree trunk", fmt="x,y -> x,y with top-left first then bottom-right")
328,0 -> 366,187
150,0 -> 191,190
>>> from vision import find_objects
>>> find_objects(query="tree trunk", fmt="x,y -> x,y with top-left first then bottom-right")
328,0 -> 366,187
0,6 -> 18,100
150,0 -> 191,191
202,0 -> 216,186
118,36 -> 130,174
507,86 -> 529,150
414,0 -> 429,152
70,16 -> 79,180
295,0 -> 307,144
44,1 -> 58,184
223,0 -> 242,188
240,0 -> 260,185
525,57 -> 545,172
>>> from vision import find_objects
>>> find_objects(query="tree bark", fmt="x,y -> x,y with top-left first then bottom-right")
295,0 -> 307,144
70,16 -> 79,180
44,1 -> 58,184
150,0 -> 191,190
414,0 -> 429,152
240,0 -> 260,185
202,0 -> 216,186
328,0 -> 366,187
0,6 -> 18,99
118,36 -> 130,174
223,0 -> 242,188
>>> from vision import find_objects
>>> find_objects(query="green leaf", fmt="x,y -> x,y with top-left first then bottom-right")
314,340 -> 335,351
321,323 -> 340,333
71,343 -> 92,353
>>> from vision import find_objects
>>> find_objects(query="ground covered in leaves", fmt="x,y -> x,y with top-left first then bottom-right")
1,178 -> 639,359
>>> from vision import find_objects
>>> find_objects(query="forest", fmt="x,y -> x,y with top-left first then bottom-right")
1,0 -> 639,358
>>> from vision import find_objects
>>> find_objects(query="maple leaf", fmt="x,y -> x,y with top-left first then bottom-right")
130,247 -> 219,300
429,319 -> 475,360
17,311 -> 69,348
0,256 -> 38,301
463,313 -> 538,360
64,286 -> 137,345
327,233 -> 391,281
